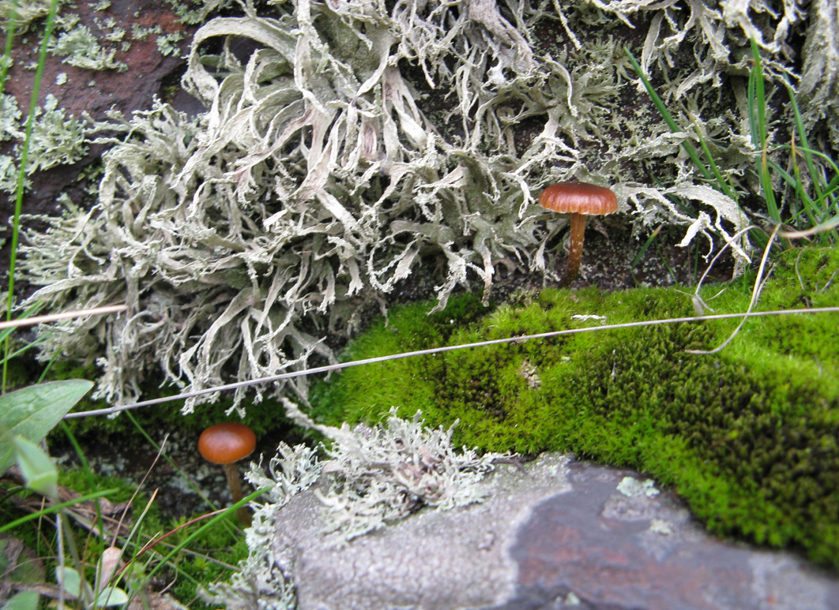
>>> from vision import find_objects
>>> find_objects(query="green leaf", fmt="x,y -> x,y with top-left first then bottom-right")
0,380 -> 93,474
12,435 -> 59,500
1,591 -> 40,610
95,586 -> 130,606
55,565 -> 83,598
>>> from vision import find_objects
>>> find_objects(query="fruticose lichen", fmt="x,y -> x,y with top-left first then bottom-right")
0,92 -> 87,192
209,407 -> 503,609
25,94 -> 88,172
207,442 -> 318,610
296,403 -> 502,541
49,24 -> 128,71
19,0 -> 836,412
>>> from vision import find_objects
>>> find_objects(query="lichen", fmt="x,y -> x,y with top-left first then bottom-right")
208,442 -> 319,610
25,94 -> 88,173
208,407 -> 504,608
0,0 -> 60,32
19,0 -> 836,413
156,31 -> 184,57
129,23 -> 161,41
0,93 -> 22,141
315,407 -> 502,541
49,24 -> 128,71
0,154 -> 20,192
0,92 -> 85,191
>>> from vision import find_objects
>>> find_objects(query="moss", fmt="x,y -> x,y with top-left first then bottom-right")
309,247 -> 839,569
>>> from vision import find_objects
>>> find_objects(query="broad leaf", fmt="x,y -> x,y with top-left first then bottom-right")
96,586 -> 130,606
55,565 -> 83,598
0,380 -> 93,474
13,435 -> 59,500
2,591 -> 40,610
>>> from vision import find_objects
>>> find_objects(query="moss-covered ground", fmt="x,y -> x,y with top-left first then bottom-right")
309,247 -> 839,569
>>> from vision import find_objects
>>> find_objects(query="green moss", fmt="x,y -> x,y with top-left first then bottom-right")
310,247 -> 839,569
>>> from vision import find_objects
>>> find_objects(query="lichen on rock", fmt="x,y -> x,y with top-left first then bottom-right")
209,406 -> 505,608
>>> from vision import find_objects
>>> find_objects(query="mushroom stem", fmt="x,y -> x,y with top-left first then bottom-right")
223,463 -> 251,526
559,212 -> 587,287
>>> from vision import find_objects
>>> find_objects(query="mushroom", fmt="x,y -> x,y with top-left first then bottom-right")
198,422 -> 257,526
539,182 -> 618,287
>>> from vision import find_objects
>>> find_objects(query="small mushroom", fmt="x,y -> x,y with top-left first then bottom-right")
198,422 -> 257,526
539,182 -> 618,287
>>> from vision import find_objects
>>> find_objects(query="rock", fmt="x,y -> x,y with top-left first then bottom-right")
1,0 -> 200,293
271,454 -> 839,610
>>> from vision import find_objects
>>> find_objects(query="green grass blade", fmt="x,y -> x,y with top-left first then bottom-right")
693,122 -> 738,203
624,48 -> 712,182
0,0 -> 19,96
748,38 -> 780,223
785,85 -> 825,200
0,489 -> 118,533
2,0 -> 61,391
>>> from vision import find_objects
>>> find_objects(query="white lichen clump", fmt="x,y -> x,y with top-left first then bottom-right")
19,0 -> 834,412
0,93 -> 87,191
26,94 -> 88,172
316,409 -> 501,540
210,408 -> 504,609
50,24 -> 128,71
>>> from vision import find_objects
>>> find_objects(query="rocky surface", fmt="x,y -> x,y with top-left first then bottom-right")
1,0 -> 199,285
271,454 -> 839,610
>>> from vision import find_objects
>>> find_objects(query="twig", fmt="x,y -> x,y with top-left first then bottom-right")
0,304 -> 128,331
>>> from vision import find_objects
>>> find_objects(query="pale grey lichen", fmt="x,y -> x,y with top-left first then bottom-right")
19,0 -> 834,413
0,93 -> 84,191
207,442 -> 319,610
208,407 -> 504,608
315,408 -> 502,541
0,154 -> 20,193
798,0 -> 839,149
0,0 -> 60,32
50,24 -> 128,71
25,94 -> 88,173
0,94 -> 22,142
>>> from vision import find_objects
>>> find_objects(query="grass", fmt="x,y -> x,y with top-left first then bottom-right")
308,247 -> 839,569
1,0 -> 59,391
1,404 -> 257,609
626,39 -> 839,249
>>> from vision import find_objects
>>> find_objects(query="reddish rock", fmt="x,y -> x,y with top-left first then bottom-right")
1,0 -> 201,288
3,0 -> 194,122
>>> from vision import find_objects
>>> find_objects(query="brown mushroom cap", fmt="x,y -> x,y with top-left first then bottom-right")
198,422 -> 256,464
539,182 -> 618,216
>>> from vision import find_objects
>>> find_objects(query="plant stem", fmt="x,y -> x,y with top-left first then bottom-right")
2,0 -> 61,392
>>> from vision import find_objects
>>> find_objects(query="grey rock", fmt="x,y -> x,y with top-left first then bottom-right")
274,453 -> 573,610
271,454 -> 839,610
